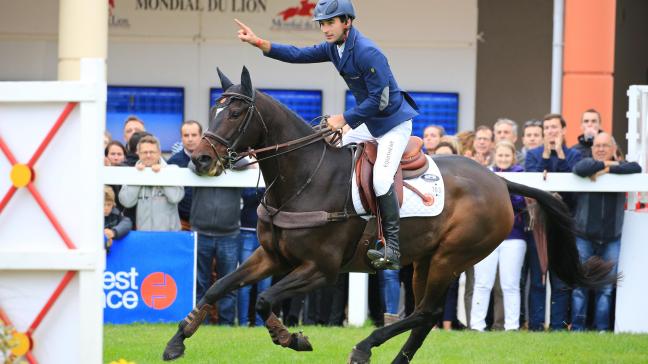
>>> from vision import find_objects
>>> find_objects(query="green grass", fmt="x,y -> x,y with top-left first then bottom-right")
104,324 -> 648,364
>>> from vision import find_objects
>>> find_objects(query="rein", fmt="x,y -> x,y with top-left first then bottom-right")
232,125 -> 340,170
202,90 -> 349,218
201,91 -> 342,170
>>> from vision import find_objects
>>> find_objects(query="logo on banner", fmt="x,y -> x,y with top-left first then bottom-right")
103,268 -> 178,310
277,0 -> 315,20
272,0 -> 318,31
103,267 -> 140,309
108,0 -> 131,28
141,272 -> 178,310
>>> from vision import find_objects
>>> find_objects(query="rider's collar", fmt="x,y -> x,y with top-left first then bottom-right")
336,43 -> 345,57
334,25 -> 352,46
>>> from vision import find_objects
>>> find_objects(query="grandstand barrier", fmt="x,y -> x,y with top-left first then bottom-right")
0,59 -> 105,363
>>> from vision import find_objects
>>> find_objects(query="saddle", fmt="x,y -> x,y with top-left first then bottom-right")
355,136 -> 431,215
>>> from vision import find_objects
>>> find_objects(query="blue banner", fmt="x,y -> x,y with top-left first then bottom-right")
103,231 -> 196,324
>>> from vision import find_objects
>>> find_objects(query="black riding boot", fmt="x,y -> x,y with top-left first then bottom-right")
367,184 -> 401,270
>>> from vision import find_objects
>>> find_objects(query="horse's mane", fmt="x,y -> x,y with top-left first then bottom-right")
257,90 -> 317,136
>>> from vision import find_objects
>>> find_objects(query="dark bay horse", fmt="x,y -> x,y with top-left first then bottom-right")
163,67 -> 613,363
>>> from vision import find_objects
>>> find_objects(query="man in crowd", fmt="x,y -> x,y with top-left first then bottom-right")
525,113 -> 582,331
168,120 -> 203,230
123,117 -> 147,166
571,132 -> 641,331
118,136 -> 184,231
519,119 -> 544,169
423,125 -> 445,155
473,125 -> 494,166
494,118 -> 523,164
189,161 -> 242,325
572,109 -> 602,158
123,115 -> 145,145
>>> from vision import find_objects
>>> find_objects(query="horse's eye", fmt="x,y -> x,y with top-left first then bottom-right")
230,111 -> 241,118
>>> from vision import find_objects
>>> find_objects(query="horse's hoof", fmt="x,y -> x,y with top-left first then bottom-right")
288,332 -> 313,351
162,331 -> 186,361
348,346 -> 371,364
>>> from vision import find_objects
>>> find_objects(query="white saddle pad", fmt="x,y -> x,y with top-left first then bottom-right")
352,155 -> 445,219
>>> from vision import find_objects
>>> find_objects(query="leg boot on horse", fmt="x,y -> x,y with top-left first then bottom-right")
253,262 -> 342,353
367,184 -> 401,270
162,248 -> 282,361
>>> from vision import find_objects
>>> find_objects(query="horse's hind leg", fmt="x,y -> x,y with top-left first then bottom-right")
255,262 -> 334,352
348,250 -> 458,364
392,259 -> 436,364
162,247 -> 284,361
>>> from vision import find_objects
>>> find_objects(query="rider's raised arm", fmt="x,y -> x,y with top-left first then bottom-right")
342,47 -> 390,129
264,43 -> 330,64
235,18 -> 328,62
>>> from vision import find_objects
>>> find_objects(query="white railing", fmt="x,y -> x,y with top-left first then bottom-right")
104,167 -> 648,192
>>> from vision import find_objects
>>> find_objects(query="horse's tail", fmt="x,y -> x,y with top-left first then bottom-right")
502,177 -> 617,289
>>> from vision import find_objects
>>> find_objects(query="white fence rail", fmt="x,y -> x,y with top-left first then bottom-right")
104,167 -> 648,192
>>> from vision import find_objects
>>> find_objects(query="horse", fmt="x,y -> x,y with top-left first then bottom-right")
163,67 -> 614,363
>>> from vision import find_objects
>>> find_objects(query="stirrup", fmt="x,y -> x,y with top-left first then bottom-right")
367,239 -> 385,262
371,257 -> 401,270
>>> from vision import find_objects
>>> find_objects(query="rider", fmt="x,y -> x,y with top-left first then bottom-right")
235,0 -> 418,270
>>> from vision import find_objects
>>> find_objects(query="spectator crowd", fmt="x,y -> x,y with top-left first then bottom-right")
103,107 -> 641,331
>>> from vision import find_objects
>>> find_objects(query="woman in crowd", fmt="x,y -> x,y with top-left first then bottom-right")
434,141 -> 458,155
470,140 -> 526,331
455,130 -> 475,157
105,140 -> 127,166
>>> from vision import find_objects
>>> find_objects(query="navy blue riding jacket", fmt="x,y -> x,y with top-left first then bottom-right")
265,27 -> 418,137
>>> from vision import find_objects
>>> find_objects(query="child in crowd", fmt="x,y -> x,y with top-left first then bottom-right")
104,186 -> 132,253
470,140 -> 526,331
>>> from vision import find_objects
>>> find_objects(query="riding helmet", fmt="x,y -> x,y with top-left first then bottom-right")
312,0 -> 355,21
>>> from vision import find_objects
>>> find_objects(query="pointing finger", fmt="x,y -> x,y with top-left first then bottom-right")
234,19 -> 248,31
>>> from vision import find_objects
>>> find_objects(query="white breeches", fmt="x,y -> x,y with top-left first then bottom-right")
342,120 -> 412,196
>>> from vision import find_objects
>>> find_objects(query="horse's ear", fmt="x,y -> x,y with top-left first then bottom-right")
240,66 -> 254,98
217,67 -> 233,91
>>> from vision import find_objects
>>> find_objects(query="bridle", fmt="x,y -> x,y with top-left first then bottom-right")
201,89 -> 355,253
201,90 -> 341,170
201,91 -> 267,170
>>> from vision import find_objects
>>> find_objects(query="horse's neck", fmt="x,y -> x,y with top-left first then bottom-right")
258,143 -> 351,210
256,115 -> 348,207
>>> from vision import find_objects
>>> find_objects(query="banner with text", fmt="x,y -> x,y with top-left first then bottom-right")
0,0 -> 476,47
103,230 -> 197,324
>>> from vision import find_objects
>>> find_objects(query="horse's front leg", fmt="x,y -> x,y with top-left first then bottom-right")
162,247 -> 284,361
255,261 -> 335,352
